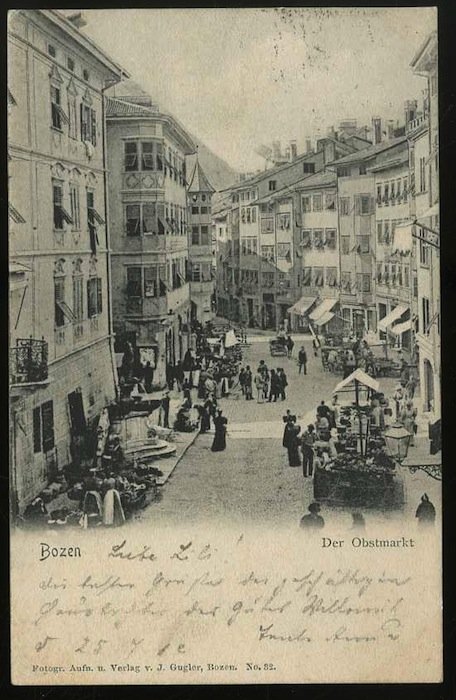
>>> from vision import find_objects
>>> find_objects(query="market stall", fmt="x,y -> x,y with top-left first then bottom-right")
313,369 -> 405,508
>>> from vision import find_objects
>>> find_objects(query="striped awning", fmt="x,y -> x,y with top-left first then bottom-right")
309,297 -> 338,322
390,319 -> 412,336
314,311 -> 334,327
287,296 -> 317,316
378,304 -> 408,332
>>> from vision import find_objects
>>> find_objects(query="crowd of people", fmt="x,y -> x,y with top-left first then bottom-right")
237,360 -> 289,403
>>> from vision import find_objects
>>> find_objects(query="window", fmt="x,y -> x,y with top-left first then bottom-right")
359,164 -> 367,175
314,267 -> 324,287
359,235 -> 370,254
73,273 -> 84,320
124,142 -> 138,171
54,277 -> 65,327
341,236 -> 350,254
339,197 -> 350,216
341,272 -> 351,291
192,206 -> 199,215
325,229 -> 336,249
403,177 -> 408,202
261,217 -> 274,233
141,142 -> 154,170
87,277 -> 102,317
67,57 -> 75,72
325,193 -> 336,210
191,263 -> 201,282
51,86 -> 68,131
68,94 -> 77,139
404,265 -> 410,288
419,238 -> 430,266
376,263 -> 382,282
377,221 -> 383,244
376,185 -> 382,206
269,180 -> 277,191
277,213 -> 290,230
53,182 -> 73,230
300,229 -> 312,249
356,273 -> 371,292
326,267 -> 337,287
383,183 -> 389,205
277,243 -> 291,260
358,194 -> 371,215
191,225 -> 199,245
126,267 -> 142,297
251,207 -> 257,223
303,162 -> 315,174
391,264 -> 397,286
241,238 -> 257,256
313,229 -> 324,249
302,267 -> 312,286
262,271 -> 274,287
301,195 -> 311,213
419,156 -> 426,192
126,204 -> 140,237
384,221 -> 390,245
80,103 -> 96,145
69,184 -> 80,230
312,194 -> 322,212
48,44 -> 56,57
422,297 -> 430,334
397,265 -> 403,287
390,181 -> 396,204
41,401 -> 55,453
201,206 -> 208,215
201,225 -> 210,245
383,264 -> 390,285
338,166 -> 350,177
261,245 -> 275,262
396,179 -> 402,202
83,68 -> 90,81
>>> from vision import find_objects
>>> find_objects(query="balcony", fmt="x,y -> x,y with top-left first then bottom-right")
10,337 -> 49,391
125,282 -> 190,318
406,113 -> 428,136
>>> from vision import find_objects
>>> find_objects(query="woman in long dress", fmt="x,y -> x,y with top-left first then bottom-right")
287,421 -> 301,467
211,410 -> 228,452
282,410 -> 292,447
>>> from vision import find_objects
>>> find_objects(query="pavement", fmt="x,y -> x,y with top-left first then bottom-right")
139,334 -> 441,530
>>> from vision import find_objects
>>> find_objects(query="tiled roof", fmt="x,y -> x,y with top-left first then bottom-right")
328,136 -> 407,165
187,160 -> 215,193
106,97 -> 155,117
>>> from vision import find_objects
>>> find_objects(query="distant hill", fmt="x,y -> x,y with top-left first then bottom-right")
186,136 -> 238,193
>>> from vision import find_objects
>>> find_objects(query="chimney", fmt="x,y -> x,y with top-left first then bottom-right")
326,126 -> 335,138
290,140 -> 298,161
306,139 -> 312,154
404,100 -> 418,125
387,120 -> 395,140
372,116 -> 382,145
272,140 -> 281,162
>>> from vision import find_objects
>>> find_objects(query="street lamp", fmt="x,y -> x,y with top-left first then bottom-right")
383,423 -> 412,464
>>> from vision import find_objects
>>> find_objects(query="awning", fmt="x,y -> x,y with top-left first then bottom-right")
309,297 -> 338,322
392,222 -> 413,254
9,262 -> 31,274
287,296 -> 317,316
390,320 -> 413,336
378,304 -> 408,332
314,311 -> 334,327
333,368 -> 380,395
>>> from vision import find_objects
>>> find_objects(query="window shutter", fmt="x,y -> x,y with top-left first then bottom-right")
80,102 -> 84,141
41,401 -> 54,453
87,279 -> 92,316
33,407 -> 42,453
354,195 -> 361,215
91,109 -> 97,146
97,278 -> 102,314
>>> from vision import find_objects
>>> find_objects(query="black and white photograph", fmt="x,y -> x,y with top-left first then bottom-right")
8,7 -> 442,685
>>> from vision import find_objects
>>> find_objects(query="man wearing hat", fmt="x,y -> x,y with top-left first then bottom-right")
300,502 -> 325,529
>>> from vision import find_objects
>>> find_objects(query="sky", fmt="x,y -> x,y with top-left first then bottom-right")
81,7 -> 437,172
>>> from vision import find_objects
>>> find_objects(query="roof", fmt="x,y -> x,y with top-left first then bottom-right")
255,168 -> 335,205
333,368 -> 380,395
106,97 -> 155,118
410,31 -> 437,72
187,159 -> 215,193
328,136 -> 407,166
221,151 -> 319,193
40,10 -> 129,79
367,151 -> 409,173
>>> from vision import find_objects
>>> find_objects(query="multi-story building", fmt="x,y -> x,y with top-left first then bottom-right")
407,31 -> 440,418
369,140 -> 415,352
187,158 -> 216,324
106,80 -> 196,387
8,10 -> 127,513
331,136 -> 407,336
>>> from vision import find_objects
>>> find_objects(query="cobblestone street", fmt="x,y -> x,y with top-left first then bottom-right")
140,335 -> 441,530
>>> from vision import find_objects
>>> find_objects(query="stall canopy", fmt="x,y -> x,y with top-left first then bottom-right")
287,296 -> 317,316
224,329 -> 238,347
333,368 -> 380,395
309,297 -> 338,322
377,304 -> 408,332
390,319 -> 413,336
392,222 -> 414,255
314,311 -> 334,327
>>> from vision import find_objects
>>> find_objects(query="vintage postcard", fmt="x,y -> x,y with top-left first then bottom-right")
8,7 -> 442,685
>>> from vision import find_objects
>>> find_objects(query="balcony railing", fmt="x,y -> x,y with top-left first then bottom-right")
10,337 -> 48,385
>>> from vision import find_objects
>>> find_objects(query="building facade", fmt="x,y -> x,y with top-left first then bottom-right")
8,10 -> 126,513
408,32 -> 440,418
106,80 -> 196,387
187,159 -> 216,324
